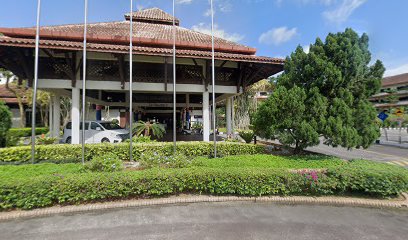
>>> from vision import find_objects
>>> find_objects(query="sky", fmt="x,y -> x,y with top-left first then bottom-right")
0,0 -> 407,77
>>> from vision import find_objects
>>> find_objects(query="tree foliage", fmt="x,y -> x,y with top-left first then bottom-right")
0,101 -> 12,147
253,29 -> 385,152
234,79 -> 275,130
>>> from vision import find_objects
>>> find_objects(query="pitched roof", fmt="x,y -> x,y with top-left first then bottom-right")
0,84 -> 27,104
382,73 -> 408,88
0,36 -> 282,64
0,8 -> 283,65
124,8 -> 180,26
0,8 -> 256,55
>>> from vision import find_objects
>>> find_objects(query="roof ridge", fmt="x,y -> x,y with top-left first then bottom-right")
125,7 -> 179,25
32,20 -> 127,29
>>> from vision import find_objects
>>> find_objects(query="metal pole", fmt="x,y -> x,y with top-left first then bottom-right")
210,0 -> 217,157
129,0 -> 134,161
31,0 -> 41,164
172,0 -> 177,153
81,0 -> 88,165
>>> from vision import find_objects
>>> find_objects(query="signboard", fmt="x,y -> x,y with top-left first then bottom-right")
377,112 -> 389,122
395,108 -> 404,117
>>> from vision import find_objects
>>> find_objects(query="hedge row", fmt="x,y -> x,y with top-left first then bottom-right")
1,162 -> 407,210
8,127 -> 49,138
0,142 -> 266,163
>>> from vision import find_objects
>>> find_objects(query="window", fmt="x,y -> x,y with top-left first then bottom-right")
99,122 -> 122,130
90,122 -> 101,130
80,123 -> 90,130
65,122 -> 72,129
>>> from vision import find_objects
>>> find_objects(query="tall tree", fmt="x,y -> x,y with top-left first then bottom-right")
26,88 -> 51,127
234,79 -> 275,130
253,29 -> 385,152
1,69 -> 26,127
0,101 -> 12,147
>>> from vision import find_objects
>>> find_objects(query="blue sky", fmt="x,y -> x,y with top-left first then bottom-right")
0,0 -> 407,76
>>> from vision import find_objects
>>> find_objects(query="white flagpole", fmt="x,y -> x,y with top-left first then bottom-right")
210,0 -> 217,157
81,0 -> 88,165
31,0 -> 42,164
172,0 -> 177,153
129,0 -> 134,161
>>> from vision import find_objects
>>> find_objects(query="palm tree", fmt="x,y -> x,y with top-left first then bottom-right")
133,120 -> 166,139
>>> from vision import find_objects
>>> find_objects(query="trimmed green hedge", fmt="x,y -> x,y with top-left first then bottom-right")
0,142 -> 266,163
1,160 -> 407,210
8,127 -> 49,138
5,127 -> 49,147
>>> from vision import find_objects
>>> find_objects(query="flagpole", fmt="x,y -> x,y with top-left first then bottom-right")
172,0 -> 177,153
210,0 -> 217,157
31,0 -> 42,164
129,0 -> 134,161
81,0 -> 88,165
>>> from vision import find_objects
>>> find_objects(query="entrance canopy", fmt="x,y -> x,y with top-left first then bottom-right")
0,7 -> 284,142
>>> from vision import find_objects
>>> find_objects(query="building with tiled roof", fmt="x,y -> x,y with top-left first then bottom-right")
370,73 -> 408,109
0,84 -> 29,127
0,7 -> 284,142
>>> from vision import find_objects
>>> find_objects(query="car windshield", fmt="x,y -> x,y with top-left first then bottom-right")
99,122 -> 123,130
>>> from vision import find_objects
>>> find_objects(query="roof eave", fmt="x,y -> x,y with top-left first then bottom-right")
0,27 -> 257,55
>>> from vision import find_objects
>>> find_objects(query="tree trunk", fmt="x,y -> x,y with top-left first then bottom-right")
294,140 -> 301,154
16,96 -> 26,128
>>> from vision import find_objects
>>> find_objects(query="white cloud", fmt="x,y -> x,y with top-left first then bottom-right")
303,45 -> 310,53
259,27 -> 297,45
176,0 -> 193,4
384,63 -> 408,77
204,8 -> 212,17
191,23 -> 244,42
276,0 -> 337,6
323,0 -> 367,24
218,0 -> 233,13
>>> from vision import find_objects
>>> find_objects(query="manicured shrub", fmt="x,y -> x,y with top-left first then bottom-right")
0,102 -> 12,148
239,130 -> 254,143
0,142 -> 266,163
36,135 -> 57,145
6,127 -> 50,147
0,158 -> 406,210
124,135 -> 156,143
84,153 -> 123,172
8,127 -> 49,138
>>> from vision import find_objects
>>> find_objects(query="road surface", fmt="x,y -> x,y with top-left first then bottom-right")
1,202 -> 407,240
308,143 -> 408,167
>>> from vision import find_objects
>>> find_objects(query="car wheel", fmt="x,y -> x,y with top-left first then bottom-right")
65,137 -> 71,144
101,138 -> 110,143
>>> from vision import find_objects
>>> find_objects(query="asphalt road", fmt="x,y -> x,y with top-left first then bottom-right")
305,129 -> 408,167
308,143 -> 408,167
1,202 -> 407,240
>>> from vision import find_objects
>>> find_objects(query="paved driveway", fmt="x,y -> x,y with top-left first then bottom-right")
1,202 -> 407,240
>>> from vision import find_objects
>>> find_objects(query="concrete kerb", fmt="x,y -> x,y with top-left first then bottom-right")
1,193 -> 407,221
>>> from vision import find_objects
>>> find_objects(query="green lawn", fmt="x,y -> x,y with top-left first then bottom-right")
0,163 -> 82,180
192,154 -> 347,169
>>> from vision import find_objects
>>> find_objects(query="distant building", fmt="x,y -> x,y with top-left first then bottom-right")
0,84 -> 29,127
370,73 -> 408,109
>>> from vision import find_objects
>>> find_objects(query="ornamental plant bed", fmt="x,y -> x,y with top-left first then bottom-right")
0,155 -> 407,210
0,141 -> 265,164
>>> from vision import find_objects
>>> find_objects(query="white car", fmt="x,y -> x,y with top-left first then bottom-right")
62,121 -> 130,144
